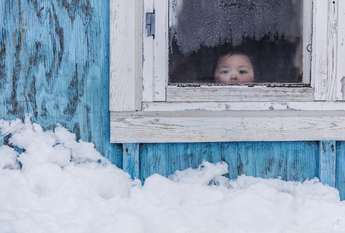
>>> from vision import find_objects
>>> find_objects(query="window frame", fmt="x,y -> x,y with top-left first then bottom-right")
110,0 -> 345,143
153,0 -> 313,101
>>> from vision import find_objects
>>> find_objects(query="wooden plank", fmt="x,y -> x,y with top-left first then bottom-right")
143,0 -> 168,102
140,143 -> 170,179
143,101 -> 345,112
336,142 -> 345,200
140,143 -> 223,180
123,143 -> 140,179
140,142 -> 319,182
143,0 -> 155,102
319,140 -> 336,187
110,0 -> 142,111
222,142 -> 319,182
313,0 -> 338,100
0,1 -> 123,166
153,0 -> 168,101
312,0 -> 329,99
111,111 -> 345,143
337,0 -> 345,100
302,0 -> 313,84
285,142 -> 319,181
326,0 -> 340,100
167,86 -> 314,102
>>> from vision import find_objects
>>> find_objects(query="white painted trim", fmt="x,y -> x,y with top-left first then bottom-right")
164,1 -> 316,103
143,0 -> 168,101
153,0 -> 169,101
142,0 -> 154,102
326,0 -> 339,100
312,0 -> 328,95
110,111 -> 345,143
110,0 -> 143,111
303,0 -> 313,84
312,0 -> 339,100
143,101 -> 345,112
167,86 -> 314,102
337,0 -> 345,100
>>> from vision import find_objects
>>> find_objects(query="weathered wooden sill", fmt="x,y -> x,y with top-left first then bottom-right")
110,110 -> 345,143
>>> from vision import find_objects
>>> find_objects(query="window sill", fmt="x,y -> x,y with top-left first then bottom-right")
110,110 -> 345,143
167,86 -> 314,102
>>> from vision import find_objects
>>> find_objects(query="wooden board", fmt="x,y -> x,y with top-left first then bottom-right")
123,144 -> 140,179
313,0 -> 341,100
0,0 -> 122,166
167,86 -> 314,102
139,142 -> 319,182
111,111 -> 345,143
319,141 -> 336,187
110,0 -> 143,111
142,0 -> 168,101
337,0 -> 345,100
143,101 -> 345,112
336,142 -> 345,200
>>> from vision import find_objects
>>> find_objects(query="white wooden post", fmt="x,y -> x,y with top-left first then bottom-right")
110,0 -> 143,111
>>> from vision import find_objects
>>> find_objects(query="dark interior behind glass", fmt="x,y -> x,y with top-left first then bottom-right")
169,0 -> 304,84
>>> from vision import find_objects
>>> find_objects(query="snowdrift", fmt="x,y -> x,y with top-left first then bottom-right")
0,119 -> 344,233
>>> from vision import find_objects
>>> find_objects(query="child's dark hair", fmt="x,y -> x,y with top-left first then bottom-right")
212,46 -> 257,80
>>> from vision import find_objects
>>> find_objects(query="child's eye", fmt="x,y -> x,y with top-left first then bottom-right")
239,70 -> 248,75
220,70 -> 229,74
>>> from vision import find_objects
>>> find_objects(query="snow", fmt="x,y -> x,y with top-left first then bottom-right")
0,119 -> 345,233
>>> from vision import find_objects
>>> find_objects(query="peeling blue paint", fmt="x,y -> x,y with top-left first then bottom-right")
0,0 -> 122,166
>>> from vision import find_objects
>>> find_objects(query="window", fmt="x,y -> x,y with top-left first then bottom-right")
110,0 -> 345,143
169,0 -> 307,84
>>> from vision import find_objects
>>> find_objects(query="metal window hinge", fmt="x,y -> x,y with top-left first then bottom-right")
146,11 -> 155,38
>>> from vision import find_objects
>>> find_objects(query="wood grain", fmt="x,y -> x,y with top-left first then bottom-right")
142,0 -> 168,102
336,142 -> 345,200
110,0 -> 142,111
140,142 -> 319,182
313,0 -> 339,100
319,140 -> 336,187
337,0 -> 345,100
143,101 -> 345,112
0,0 -> 122,166
167,86 -> 314,102
111,111 -> 345,143
142,0 -> 155,102
123,143 -> 140,179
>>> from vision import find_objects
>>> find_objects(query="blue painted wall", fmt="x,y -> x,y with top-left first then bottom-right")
140,142 -> 320,182
0,0 -> 122,166
0,1 -> 344,200
140,142 -> 345,199
337,142 -> 345,199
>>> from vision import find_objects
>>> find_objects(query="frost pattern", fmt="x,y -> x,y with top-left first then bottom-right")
170,0 -> 302,54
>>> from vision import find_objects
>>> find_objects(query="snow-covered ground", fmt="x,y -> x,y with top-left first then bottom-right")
0,119 -> 345,233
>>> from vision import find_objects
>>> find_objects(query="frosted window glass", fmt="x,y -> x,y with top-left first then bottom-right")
169,0 -> 304,84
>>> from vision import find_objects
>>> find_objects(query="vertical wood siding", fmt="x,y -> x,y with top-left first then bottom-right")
139,142 -> 345,199
0,0 -> 122,166
140,142 -> 319,182
319,141 -> 336,187
337,142 -> 345,200
0,1 -> 344,200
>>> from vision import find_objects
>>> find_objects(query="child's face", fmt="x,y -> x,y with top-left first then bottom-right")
214,54 -> 254,84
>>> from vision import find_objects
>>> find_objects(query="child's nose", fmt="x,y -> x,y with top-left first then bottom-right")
229,71 -> 238,79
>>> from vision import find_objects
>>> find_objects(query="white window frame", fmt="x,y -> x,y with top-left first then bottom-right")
110,0 -> 345,143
